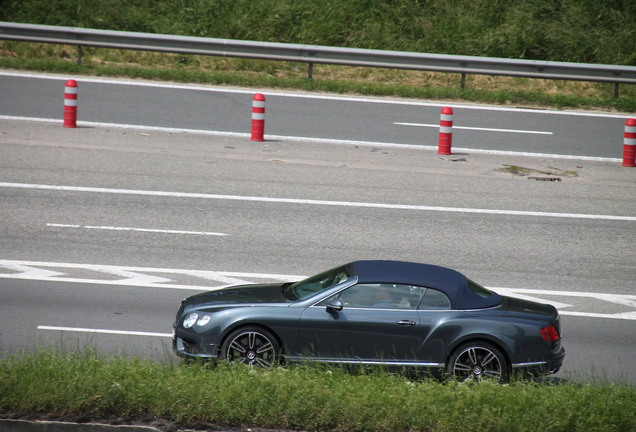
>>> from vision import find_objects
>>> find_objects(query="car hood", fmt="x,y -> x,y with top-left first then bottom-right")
503,296 -> 558,318
184,283 -> 291,307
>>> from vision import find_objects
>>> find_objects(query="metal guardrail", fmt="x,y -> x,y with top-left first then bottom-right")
1,21 -> 635,94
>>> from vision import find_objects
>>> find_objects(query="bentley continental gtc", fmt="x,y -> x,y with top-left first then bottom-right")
173,260 -> 564,382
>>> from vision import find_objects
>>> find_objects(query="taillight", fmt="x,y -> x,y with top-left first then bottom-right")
540,325 -> 560,342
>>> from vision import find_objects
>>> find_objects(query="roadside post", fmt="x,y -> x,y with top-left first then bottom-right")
251,93 -> 265,141
622,118 -> 636,167
438,106 -> 453,155
63,79 -> 78,128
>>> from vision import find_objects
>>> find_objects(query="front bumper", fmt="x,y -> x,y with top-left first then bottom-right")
172,324 -> 220,359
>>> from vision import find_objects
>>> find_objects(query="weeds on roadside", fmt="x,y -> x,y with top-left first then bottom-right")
1,348 -> 634,432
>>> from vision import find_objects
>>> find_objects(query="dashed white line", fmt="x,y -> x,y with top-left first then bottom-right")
37,326 -> 172,338
47,223 -> 228,236
3,182 -> 635,222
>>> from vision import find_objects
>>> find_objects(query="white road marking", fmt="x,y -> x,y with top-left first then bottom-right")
0,262 -> 67,279
0,259 -> 300,290
3,182 -> 635,222
492,287 -> 636,321
0,115 -> 622,162
37,326 -> 172,338
2,260 -> 635,321
492,287 -> 636,308
1,70 -> 632,119
47,223 -> 228,236
394,122 -> 554,135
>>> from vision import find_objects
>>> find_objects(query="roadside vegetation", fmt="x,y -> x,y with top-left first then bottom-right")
1,0 -> 635,112
1,349 -> 634,432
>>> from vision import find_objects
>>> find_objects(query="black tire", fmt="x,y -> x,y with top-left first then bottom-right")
220,326 -> 280,368
447,341 -> 509,383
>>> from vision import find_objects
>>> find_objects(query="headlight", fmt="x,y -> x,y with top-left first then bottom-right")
197,315 -> 211,326
183,313 -> 198,329
182,312 -> 211,328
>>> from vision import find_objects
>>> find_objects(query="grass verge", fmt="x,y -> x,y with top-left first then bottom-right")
1,349 -> 634,432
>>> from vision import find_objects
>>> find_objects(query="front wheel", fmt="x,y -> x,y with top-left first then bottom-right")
220,326 -> 280,368
447,342 -> 509,383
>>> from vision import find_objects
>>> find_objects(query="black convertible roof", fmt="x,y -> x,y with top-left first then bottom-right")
349,260 -> 502,310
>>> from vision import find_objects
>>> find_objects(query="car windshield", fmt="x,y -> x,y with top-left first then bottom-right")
284,265 -> 352,301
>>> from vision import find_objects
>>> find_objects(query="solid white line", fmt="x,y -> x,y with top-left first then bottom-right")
0,260 -> 630,321
46,223 -> 227,236
0,115 -> 620,162
559,311 -> 636,320
3,182 -> 635,222
394,122 -> 554,135
1,70 -> 632,119
37,325 -> 172,338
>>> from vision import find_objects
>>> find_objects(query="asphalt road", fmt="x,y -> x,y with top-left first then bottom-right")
0,72 -> 635,384
0,71 -> 631,159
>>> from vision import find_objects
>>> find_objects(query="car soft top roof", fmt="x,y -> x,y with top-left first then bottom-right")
349,260 -> 502,310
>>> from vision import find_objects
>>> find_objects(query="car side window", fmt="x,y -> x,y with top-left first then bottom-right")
338,284 -> 424,310
418,287 -> 451,310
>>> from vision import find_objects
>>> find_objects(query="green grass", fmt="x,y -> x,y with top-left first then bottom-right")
1,349 -> 634,432
3,0 -> 635,65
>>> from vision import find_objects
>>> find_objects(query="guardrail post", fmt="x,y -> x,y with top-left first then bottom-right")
251,93 -> 265,141
63,79 -> 78,128
438,107 -> 453,155
622,118 -> 636,167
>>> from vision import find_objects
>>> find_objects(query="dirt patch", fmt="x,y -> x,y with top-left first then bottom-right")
497,164 -> 579,181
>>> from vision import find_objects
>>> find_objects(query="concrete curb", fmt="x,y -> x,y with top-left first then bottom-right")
0,419 -> 161,432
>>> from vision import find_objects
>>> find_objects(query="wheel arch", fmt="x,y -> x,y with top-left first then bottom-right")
446,335 -> 513,369
217,321 -> 285,357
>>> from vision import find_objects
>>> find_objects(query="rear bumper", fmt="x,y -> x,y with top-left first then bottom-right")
512,348 -> 565,376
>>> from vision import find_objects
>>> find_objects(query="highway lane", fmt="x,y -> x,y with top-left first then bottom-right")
1,85 -> 635,383
0,71 -> 630,159
0,278 -> 183,360
1,118 -> 634,290
1,277 -> 634,384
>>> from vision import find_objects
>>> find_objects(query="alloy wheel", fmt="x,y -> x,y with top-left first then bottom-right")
450,343 -> 507,383
222,328 -> 279,368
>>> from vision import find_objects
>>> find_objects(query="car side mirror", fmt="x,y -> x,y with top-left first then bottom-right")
327,298 -> 343,312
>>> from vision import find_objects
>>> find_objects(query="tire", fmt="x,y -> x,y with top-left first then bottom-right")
447,341 -> 509,383
220,326 -> 280,368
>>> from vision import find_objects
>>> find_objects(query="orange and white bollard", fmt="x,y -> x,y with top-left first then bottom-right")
63,79 -> 78,128
622,118 -> 636,167
438,106 -> 453,155
251,93 -> 265,141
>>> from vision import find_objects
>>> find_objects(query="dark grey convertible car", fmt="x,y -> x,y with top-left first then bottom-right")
173,260 -> 564,382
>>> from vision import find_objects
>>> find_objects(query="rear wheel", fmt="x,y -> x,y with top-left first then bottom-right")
447,342 -> 509,383
220,326 -> 280,368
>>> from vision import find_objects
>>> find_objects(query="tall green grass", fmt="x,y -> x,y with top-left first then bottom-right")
1,349 -> 634,432
2,0 -> 635,65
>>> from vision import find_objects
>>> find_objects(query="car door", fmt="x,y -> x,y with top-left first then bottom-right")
296,284 -> 423,363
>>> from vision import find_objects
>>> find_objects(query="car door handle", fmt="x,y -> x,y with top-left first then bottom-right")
396,320 -> 416,326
